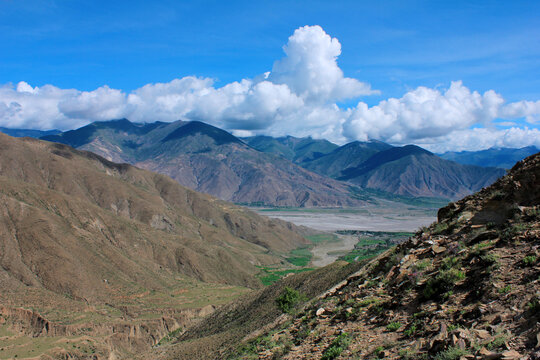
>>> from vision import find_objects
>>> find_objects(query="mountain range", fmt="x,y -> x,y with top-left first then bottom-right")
42,119 -> 516,203
40,120 -> 364,207
246,134 -> 506,200
0,120 -> 521,203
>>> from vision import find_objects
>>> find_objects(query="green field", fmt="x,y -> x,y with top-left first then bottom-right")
338,231 -> 412,263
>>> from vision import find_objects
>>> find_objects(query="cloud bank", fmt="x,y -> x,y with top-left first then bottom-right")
1,25 -> 539,152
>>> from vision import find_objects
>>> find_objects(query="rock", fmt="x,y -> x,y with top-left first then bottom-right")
316,308 -> 326,317
431,244 -> 447,254
474,329 -> 491,340
478,347 -> 502,360
501,350 -> 521,360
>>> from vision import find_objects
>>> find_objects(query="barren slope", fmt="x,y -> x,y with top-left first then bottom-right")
0,133 -> 312,298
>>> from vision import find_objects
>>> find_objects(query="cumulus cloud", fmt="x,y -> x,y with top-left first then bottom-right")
343,81 -> 505,143
269,25 -> 377,102
0,26 -> 539,151
416,127 -> 540,153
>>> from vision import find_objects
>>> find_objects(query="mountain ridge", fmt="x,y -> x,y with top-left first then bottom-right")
41,119 -> 367,207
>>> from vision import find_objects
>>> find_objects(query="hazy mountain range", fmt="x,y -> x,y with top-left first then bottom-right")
439,146 -> 539,169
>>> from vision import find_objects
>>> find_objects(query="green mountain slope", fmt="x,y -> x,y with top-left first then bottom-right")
243,135 -> 339,163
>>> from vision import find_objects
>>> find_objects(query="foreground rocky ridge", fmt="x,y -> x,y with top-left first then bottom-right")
218,152 -> 539,359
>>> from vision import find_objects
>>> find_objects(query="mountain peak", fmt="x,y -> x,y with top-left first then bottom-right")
161,120 -> 244,145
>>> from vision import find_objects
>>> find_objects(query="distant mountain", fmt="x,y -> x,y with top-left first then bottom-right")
440,146 -> 539,169
0,126 -> 61,138
301,140 -> 393,178
339,145 -> 505,199
242,135 -> 338,163
42,119 -> 364,207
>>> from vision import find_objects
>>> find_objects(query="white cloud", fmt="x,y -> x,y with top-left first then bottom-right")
343,81 -> 505,143
342,81 -> 540,150
417,127 -> 540,153
500,100 -> 540,123
269,25 -> 377,102
0,26 -> 539,152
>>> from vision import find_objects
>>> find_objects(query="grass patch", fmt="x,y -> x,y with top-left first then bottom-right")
321,332 -> 351,360
306,233 -> 340,244
386,322 -> 402,332
256,266 -> 314,286
286,247 -> 313,267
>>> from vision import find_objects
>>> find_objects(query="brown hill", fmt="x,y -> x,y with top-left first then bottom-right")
167,152 -> 539,359
0,132 -> 310,300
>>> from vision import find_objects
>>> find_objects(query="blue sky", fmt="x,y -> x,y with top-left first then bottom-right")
0,0 -> 539,151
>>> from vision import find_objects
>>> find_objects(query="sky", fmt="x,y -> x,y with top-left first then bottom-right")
0,0 -> 539,152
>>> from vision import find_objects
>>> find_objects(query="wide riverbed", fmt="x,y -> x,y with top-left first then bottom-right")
252,203 -> 437,266
252,203 -> 436,232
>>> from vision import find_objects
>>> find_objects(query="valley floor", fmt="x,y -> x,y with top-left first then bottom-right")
253,202 -> 437,267
252,202 -> 437,232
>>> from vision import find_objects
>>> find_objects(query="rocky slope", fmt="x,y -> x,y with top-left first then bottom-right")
173,152 -> 540,359
42,119 -> 365,207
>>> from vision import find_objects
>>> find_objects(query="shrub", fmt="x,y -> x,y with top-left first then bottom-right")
386,322 -> 402,332
522,255 -> 537,266
527,296 -> 540,315
275,287 -> 304,313
433,346 -> 471,360
423,268 -> 465,300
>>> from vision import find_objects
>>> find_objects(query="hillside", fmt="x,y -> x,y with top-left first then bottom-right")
440,146 -> 539,169
339,145 -> 506,199
42,119 -> 364,207
199,152 -> 539,359
0,133 -> 311,358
